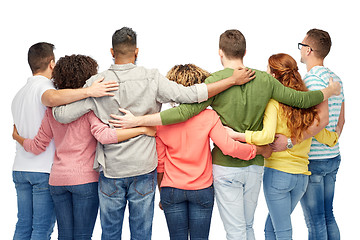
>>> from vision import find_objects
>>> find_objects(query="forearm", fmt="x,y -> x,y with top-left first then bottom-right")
206,76 -> 236,98
116,127 -> 152,142
157,172 -> 164,191
41,88 -> 91,107
336,102 -> 345,136
13,133 -> 25,146
52,99 -> 91,124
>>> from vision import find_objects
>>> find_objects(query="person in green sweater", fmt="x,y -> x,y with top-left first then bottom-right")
109,29 -> 341,240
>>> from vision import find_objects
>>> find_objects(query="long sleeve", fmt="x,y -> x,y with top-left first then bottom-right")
313,128 -> 339,147
52,98 -> 93,124
155,70 -> 208,104
270,76 -> 324,108
23,109 -> 54,155
245,100 -> 279,145
156,136 -> 167,173
209,113 -> 257,160
87,111 -> 118,145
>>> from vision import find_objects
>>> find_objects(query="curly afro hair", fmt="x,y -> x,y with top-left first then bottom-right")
52,54 -> 98,89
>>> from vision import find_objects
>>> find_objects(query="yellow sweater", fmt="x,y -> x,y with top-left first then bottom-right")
245,99 -> 338,175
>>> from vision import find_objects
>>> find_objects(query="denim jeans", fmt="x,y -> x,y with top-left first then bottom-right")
12,171 -> 56,240
263,167 -> 309,240
213,164 -> 263,240
160,186 -> 214,240
50,182 -> 99,240
98,170 -> 156,240
300,155 -> 341,240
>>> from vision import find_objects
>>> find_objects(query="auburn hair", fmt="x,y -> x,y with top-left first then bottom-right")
166,64 -> 210,86
268,53 -> 319,142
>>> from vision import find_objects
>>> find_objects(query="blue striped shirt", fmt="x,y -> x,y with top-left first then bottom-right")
304,66 -> 344,160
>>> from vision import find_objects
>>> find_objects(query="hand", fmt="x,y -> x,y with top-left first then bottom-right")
87,77 -> 119,97
109,108 -> 138,128
327,77 -> 341,96
159,201 -> 163,210
12,124 -> 19,140
270,134 -> 288,152
232,67 -> 256,85
256,145 -> 273,158
143,126 -> 157,137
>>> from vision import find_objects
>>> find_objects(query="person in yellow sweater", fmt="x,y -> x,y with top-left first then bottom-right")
225,53 -> 338,240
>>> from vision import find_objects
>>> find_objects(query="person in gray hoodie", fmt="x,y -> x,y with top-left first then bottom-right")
52,27 -> 255,240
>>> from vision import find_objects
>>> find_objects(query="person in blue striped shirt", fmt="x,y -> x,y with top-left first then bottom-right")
299,28 -> 345,240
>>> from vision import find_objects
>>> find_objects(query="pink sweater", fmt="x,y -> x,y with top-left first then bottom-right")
156,109 -> 257,190
23,108 -> 118,186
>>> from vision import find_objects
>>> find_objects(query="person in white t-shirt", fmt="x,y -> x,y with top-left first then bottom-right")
11,42 -> 119,240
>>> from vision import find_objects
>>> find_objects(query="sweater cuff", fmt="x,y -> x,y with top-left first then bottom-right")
245,130 -> 254,144
195,83 -> 208,103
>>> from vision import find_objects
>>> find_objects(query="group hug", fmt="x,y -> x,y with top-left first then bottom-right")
11,27 -> 345,240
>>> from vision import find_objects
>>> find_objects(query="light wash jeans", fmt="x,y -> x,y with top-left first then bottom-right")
160,186 -> 214,240
300,155 -> 341,240
263,167 -> 309,240
213,164 -> 263,240
50,182 -> 99,240
12,171 -> 56,240
98,170 -> 156,240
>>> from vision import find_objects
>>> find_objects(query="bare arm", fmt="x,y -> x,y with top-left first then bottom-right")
12,125 -> 25,146
336,101 -> 345,136
116,127 -> 156,142
41,77 -> 119,107
109,108 -> 162,128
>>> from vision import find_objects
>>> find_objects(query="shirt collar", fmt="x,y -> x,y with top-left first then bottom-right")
109,63 -> 136,71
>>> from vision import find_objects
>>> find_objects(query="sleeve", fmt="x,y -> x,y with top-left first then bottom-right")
155,70 -> 208,104
209,112 -> 257,160
87,111 -> 118,145
156,135 -> 167,173
160,99 -> 212,125
270,75 -> 324,108
23,109 -> 54,155
245,100 -> 278,145
305,74 -> 327,91
313,128 -> 339,147
52,98 -> 93,124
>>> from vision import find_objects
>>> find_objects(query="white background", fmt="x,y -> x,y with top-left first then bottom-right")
1,0 -> 358,239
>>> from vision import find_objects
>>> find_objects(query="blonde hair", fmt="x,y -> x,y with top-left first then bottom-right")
166,64 -> 210,87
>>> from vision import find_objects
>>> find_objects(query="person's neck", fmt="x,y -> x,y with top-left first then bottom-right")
306,57 -> 324,72
114,56 -> 136,65
34,70 -> 52,79
222,58 -> 245,69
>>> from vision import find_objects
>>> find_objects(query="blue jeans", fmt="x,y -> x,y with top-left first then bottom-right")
300,155 -> 341,240
213,164 -> 263,240
12,171 -> 56,240
50,182 -> 99,240
98,170 -> 156,240
160,186 -> 215,240
263,167 -> 308,240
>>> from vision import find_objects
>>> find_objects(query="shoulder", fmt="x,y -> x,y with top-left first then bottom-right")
205,69 -> 233,83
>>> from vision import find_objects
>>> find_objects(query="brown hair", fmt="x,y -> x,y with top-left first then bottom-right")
28,42 -> 55,74
219,29 -> 246,60
306,29 -> 332,59
268,53 -> 319,142
166,64 -> 210,87
52,54 -> 98,90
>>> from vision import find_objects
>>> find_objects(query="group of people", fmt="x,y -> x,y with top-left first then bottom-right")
11,26 -> 344,240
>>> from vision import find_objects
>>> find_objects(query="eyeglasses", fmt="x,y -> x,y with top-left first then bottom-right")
298,43 -> 313,51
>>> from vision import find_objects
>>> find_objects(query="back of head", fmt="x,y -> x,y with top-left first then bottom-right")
268,53 -> 319,142
219,29 -> 246,60
112,27 -> 137,57
28,42 -> 55,74
306,28 -> 332,59
166,64 -> 210,87
52,54 -> 98,90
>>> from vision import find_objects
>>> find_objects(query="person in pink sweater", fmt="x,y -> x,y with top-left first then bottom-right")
12,54 -> 156,240
154,64 -> 272,240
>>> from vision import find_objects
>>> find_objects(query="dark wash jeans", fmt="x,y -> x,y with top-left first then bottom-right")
160,185 -> 215,240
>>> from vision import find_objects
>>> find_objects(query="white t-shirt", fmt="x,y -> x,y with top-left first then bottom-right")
11,75 -> 56,173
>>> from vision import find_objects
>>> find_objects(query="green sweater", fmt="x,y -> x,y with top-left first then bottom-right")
160,68 -> 324,168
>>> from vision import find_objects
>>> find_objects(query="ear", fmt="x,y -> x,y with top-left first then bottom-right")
135,48 -> 139,58
49,59 -> 55,70
110,48 -> 115,58
219,49 -> 223,57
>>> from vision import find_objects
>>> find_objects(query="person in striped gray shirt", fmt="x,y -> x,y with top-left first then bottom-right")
299,28 -> 345,240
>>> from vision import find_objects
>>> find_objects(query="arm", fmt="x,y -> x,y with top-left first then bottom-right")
314,129 -> 339,147
52,98 -> 93,124
41,77 -> 119,107
336,101 -> 345,136
271,76 -> 340,108
13,111 -> 53,155
209,113 -> 271,159
156,136 -> 166,191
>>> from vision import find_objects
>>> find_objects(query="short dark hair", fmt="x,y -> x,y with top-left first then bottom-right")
52,54 -> 98,90
306,29 -> 332,59
112,27 -> 137,56
28,42 -> 55,74
219,29 -> 246,60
